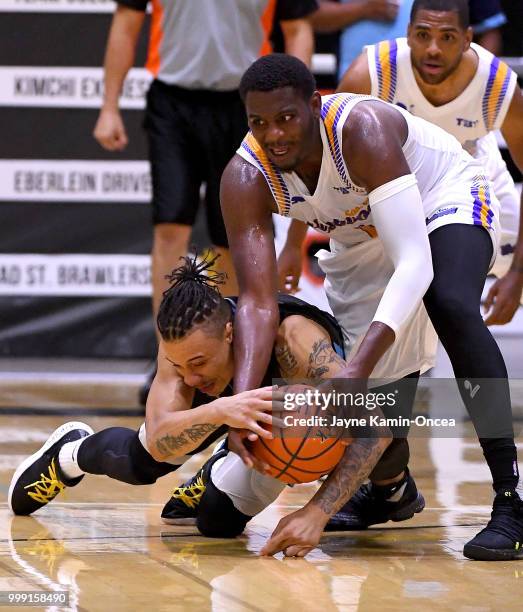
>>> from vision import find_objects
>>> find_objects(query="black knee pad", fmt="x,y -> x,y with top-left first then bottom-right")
197,479 -> 251,538
369,439 -> 410,481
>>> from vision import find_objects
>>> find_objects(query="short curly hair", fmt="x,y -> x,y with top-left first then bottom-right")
410,0 -> 470,29
239,53 -> 316,102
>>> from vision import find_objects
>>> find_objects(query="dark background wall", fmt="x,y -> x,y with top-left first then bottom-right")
0,4 -> 158,358
0,0 -> 521,359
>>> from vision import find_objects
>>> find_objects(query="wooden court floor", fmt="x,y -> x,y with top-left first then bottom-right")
0,414 -> 522,611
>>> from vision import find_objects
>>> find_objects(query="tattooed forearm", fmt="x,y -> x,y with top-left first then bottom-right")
275,341 -> 299,378
306,338 -> 347,381
310,436 -> 389,516
155,423 -> 219,457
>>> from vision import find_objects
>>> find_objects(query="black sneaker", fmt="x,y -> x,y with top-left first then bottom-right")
8,421 -> 94,516
463,489 -> 523,561
161,447 -> 228,525
325,469 -> 425,531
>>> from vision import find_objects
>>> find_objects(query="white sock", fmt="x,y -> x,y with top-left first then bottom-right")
210,456 -> 227,481
58,438 -> 88,479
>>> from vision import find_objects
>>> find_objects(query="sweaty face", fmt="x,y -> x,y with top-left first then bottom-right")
245,87 -> 320,171
407,9 -> 472,85
162,323 -> 234,397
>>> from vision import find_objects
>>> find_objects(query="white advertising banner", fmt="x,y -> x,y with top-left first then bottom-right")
0,160 -> 151,202
0,67 -> 150,108
1,0 -> 116,13
0,254 -> 151,296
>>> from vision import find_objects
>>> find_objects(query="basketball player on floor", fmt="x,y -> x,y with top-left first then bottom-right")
9,254 -> 415,549
214,52 -> 521,560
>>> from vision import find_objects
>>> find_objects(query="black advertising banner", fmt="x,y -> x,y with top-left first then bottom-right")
0,3 -> 157,358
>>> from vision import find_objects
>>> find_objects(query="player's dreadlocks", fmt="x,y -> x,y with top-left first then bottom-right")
157,252 -> 232,341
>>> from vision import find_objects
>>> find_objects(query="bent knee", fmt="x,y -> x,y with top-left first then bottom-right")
424,291 -> 479,325
196,480 -> 250,538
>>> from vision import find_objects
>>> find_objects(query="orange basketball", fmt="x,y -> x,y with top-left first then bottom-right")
250,397 -> 348,484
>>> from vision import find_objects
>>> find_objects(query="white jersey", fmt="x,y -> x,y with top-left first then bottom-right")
237,93 -> 500,380
367,38 -> 519,275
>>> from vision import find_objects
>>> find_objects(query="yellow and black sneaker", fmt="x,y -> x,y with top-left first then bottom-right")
161,447 -> 228,525
8,421 -> 94,516
464,489 -> 523,561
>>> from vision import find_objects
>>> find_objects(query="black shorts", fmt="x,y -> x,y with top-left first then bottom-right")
143,79 -> 248,247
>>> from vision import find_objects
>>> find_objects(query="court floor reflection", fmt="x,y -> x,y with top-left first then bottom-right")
0,415 -> 521,611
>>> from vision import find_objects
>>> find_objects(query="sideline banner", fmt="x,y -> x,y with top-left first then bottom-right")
1,1 -> 116,13
0,67 -> 151,109
0,160 -> 151,202
0,254 -> 151,297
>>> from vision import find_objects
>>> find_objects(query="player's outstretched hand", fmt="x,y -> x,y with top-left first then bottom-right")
260,506 -> 327,558
93,108 -> 129,151
483,271 -> 523,326
277,244 -> 302,294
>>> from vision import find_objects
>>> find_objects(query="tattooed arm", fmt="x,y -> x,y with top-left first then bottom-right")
145,342 -> 274,462
275,315 -> 347,381
264,315 -> 392,556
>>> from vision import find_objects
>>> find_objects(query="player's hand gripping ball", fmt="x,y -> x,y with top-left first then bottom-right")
251,384 -> 347,483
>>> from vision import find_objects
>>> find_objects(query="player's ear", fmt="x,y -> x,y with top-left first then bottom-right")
225,321 -> 233,344
463,26 -> 473,50
311,91 -> 322,118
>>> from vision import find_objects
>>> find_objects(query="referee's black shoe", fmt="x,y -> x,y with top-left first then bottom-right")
464,489 -> 523,560
325,469 -> 425,531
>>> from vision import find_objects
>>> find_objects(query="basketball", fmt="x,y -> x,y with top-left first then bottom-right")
250,394 -> 348,484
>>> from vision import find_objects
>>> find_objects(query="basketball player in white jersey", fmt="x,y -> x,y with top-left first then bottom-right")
219,53 -> 522,560
282,0 -> 522,322
276,0 -> 523,549
332,0 -> 523,326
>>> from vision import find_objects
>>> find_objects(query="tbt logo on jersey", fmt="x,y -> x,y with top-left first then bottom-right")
457,118 -> 479,128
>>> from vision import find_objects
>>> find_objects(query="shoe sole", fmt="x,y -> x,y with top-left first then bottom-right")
161,517 -> 197,526
390,492 -> 426,522
326,492 -> 426,531
463,543 -> 523,561
8,421 -> 94,514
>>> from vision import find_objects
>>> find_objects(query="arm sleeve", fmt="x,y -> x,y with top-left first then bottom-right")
276,0 -> 319,21
369,174 -> 434,334
116,0 -> 148,11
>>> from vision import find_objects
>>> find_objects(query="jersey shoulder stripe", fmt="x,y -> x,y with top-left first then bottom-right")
482,56 -> 512,131
321,94 -> 353,186
374,39 -> 398,103
240,132 -> 291,216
